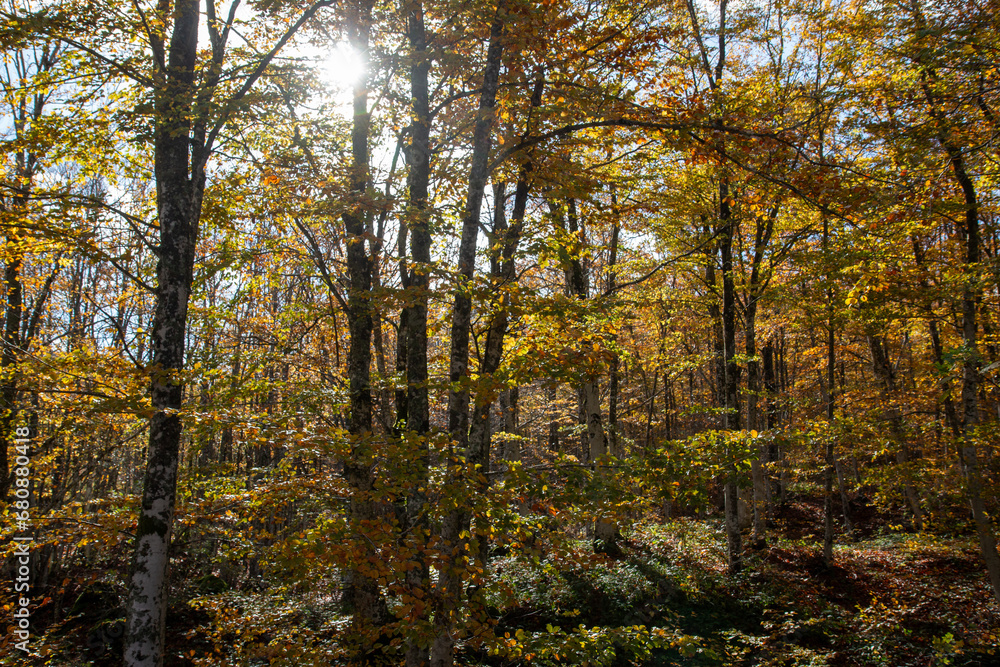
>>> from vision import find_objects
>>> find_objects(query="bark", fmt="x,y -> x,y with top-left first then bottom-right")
433,8 -> 506,665
835,459 -> 853,535
220,343 -> 241,464
395,307 -> 409,427
583,381 -> 609,458
942,131 -> 1000,605
703,225 -> 725,418
645,371 -> 658,449
607,193 -> 620,457
372,293 -> 392,431
0,233 -> 24,500
719,176 -> 742,575
500,385 -> 519,462
124,1 -> 202,663
124,1 -> 330,661
911,236 -> 962,437
867,333 -> 923,530
913,1 -> 1000,601
560,199 -> 594,460
197,380 -> 215,467
340,2 -> 390,656
746,210 -> 773,547
772,334 -> 789,505
404,2 -> 433,664
553,198 -> 618,553
547,383 -> 559,451
822,215 -> 842,564
584,380 -> 617,552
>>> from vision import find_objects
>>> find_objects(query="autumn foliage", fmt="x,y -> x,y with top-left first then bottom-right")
1,0 -> 999,665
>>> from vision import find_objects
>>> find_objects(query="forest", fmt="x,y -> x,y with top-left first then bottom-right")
1,0 -> 999,664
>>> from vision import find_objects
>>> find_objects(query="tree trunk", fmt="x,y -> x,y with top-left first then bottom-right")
867,333 -> 923,530
704,224 -> 725,424
835,459 -> 853,535
746,209 -> 773,548
340,2 -> 390,657
547,383 -> 560,451
762,339 -> 779,506
912,236 -> 962,437
941,136 -> 1000,604
747,305 -> 765,547
913,9 -> 1000,600
123,0 -> 332,659
822,215 -> 840,565
719,176 -> 742,575
124,1 -> 202,663
0,233 -> 24,500
404,2 -> 433,664
553,197 -> 618,553
433,8 -> 506,664
607,193 -> 620,457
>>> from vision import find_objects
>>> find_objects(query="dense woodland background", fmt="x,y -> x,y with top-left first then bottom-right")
2,0 -> 1000,664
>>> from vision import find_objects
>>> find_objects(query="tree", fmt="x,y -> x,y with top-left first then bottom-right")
24,0 -> 336,662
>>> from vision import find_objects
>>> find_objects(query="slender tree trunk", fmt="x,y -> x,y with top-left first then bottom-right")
553,198 -> 592,460
404,2 -> 433,663
704,228 -> 725,423
913,9 -> 1000,599
340,3 -> 390,657
912,236 -> 962,437
941,137 -> 1000,604
607,193 -> 620,457
0,234 -> 24,500
747,304 -> 765,547
584,381 -> 617,552
868,333 -> 923,530
124,2 -> 203,663
762,340 -> 778,505
553,197 -> 618,553
719,177 -> 742,575
822,215 -> 845,563
433,9 -> 506,664
501,386 -> 519,462
547,383 -> 559,451
663,354 -> 674,441
645,371 -> 658,449
835,459 -> 853,534
746,209 -> 774,547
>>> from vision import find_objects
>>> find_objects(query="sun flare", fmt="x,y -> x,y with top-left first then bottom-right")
319,42 -> 366,93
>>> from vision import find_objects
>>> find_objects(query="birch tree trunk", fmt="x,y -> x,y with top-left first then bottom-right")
124,2 -> 332,662
124,2 -> 202,662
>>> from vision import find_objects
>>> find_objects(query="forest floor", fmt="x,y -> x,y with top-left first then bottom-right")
482,491 -> 1000,666
11,489 -> 1000,667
